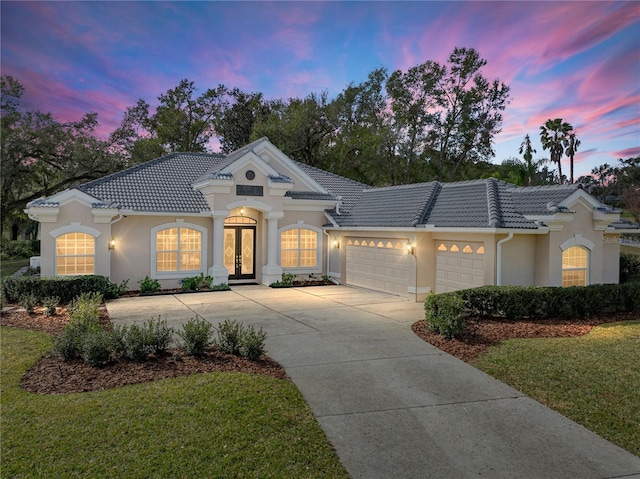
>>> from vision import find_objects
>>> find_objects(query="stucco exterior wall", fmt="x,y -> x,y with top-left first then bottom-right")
39,200 -> 111,277
500,234 -> 536,286
602,234 -> 621,283
110,215 -> 213,290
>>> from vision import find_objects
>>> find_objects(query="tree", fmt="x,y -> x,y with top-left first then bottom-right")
386,47 -> 510,182
214,89 -> 270,153
112,79 -> 228,163
327,68 -> 397,185
563,130 -> 581,183
251,92 -> 335,168
540,118 -> 572,183
518,134 -> 537,186
1,76 -> 125,238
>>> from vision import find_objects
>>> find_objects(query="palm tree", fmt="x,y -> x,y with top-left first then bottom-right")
563,131 -> 580,184
540,118 -> 572,183
518,134 -> 537,186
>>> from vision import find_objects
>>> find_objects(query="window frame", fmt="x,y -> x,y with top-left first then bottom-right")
279,224 -> 322,274
150,222 -> 207,279
561,245 -> 589,287
54,232 -> 96,276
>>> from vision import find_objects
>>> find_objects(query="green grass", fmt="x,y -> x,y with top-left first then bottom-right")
0,326 -> 349,478
0,258 -> 29,278
473,320 -> 640,456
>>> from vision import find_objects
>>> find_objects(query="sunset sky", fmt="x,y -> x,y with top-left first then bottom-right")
1,1 -> 638,180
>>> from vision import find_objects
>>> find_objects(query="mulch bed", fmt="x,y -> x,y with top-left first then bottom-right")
412,311 -> 639,363
1,305 -> 287,395
3,302 -> 637,394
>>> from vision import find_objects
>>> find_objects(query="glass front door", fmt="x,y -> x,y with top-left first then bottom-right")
224,226 -> 255,280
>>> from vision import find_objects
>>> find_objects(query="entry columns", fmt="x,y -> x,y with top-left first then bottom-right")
209,213 -> 229,284
261,214 -> 283,285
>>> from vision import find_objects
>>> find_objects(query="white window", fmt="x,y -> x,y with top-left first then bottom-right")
151,222 -> 207,278
56,232 -> 95,275
280,227 -> 320,271
562,246 -> 588,287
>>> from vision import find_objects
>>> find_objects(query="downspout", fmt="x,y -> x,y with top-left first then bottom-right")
496,232 -> 514,286
324,230 -> 331,282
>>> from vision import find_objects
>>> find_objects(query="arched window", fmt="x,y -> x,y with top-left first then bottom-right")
280,226 -> 320,270
56,232 -> 95,275
562,246 -> 588,287
152,223 -> 205,277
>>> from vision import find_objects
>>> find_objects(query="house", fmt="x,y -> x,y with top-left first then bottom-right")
26,138 -> 640,301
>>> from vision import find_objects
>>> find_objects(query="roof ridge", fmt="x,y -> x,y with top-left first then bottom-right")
366,181 -> 436,192
412,182 -> 441,226
486,178 -> 502,227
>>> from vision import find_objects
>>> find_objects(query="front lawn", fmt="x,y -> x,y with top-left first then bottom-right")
0,258 -> 29,278
0,326 -> 349,478
472,320 -> 640,456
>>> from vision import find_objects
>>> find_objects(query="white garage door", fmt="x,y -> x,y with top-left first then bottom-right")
435,241 -> 485,293
346,238 -> 410,295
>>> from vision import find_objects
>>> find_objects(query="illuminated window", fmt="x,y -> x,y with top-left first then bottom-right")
280,228 -> 318,268
562,246 -> 588,287
56,233 -> 95,275
450,244 -> 460,252
463,245 -> 473,253
437,243 -> 447,251
156,227 -> 202,272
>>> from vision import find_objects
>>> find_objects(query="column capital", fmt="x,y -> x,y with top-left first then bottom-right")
211,210 -> 229,219
265,212 -> 284,220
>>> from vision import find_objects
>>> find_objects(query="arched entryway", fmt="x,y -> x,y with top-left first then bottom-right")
224,216 -> 256,280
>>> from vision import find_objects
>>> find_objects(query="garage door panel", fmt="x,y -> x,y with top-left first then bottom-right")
346,239 -> 409,295
436,241 -> 485,293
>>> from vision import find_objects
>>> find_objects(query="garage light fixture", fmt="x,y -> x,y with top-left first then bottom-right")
332,239 -> 340,249
405,243 -> 415,255
108,236 -> 116,250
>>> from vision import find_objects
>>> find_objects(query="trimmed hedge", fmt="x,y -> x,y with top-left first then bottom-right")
425,283 -> 640,338
1,275 -> 124,304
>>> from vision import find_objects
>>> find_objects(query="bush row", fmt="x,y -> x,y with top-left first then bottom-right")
425,283 -> 640,339
2,275 -> 127,304
54,312 -> 267,367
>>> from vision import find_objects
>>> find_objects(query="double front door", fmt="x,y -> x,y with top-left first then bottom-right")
224,226 -> 255,280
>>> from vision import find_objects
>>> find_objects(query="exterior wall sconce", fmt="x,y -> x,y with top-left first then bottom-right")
240,207 -> 245,216
405,243 -> 415,255
108,237 -> 116,250
332,239 -> 340,249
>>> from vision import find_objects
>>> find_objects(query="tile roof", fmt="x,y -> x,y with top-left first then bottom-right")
510,184 -> 579,214
285,191 -> 336,201
336,183 -> 439,227
78,152 -> 225,213
609,220 -> 640,230
294,161 -> 370,213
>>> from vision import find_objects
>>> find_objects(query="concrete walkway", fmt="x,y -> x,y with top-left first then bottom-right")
107,285 -> 640,479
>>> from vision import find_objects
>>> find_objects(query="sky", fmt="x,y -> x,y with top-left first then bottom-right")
1,1 -> 639,180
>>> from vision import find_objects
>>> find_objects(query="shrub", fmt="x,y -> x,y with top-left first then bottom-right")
105,279 -> 129,298
1,275 -> 121,304
110,324 -> 128,357
121,324 -> 151,361
42,296 -> 60,316
0,239 -> 39,260
424,292 -> 467,339
67,292 -> 103,324
620,253 -> 640,283
53,317 -> 102,361
81,329 -> 111,367
240,325 -> 267,361
139,276 -> 161,294
19,293 -> 38,313
144,317 -> 174,354
178,317 -> 213,356
181,276 -> 199,292
215,319 -> 244,355
211,283 -> 230,291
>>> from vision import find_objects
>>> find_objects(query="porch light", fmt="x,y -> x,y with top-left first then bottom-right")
108,236 -> 116,250
240,207 -> 245,216
332,239 -> 340,249
405,243 -> 415,255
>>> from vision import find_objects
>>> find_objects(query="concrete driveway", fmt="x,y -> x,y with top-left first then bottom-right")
107,285 -> 640,479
